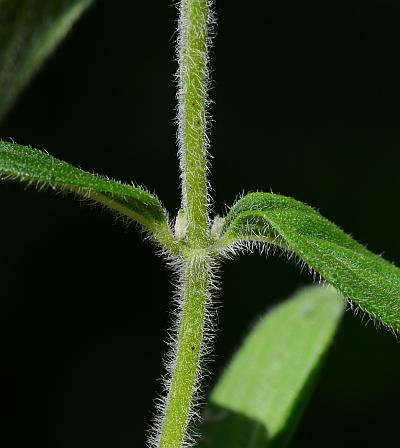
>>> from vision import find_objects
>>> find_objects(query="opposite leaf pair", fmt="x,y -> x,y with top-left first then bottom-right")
1,1 -> 399,446
1,140 -> 399,334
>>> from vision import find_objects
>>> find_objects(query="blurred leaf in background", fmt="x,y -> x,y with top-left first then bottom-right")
199,286 -> 344,448
0,0 -> 93,121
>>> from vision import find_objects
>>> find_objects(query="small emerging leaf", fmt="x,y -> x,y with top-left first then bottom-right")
0,0 -> 93,121
0,140 -> 173,244
198,286 -> 344,448
222,192 -> 400,331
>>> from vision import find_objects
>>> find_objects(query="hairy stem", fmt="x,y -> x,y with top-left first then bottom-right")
178,0 -> 210,247
155,1 -> 212,447
158,256 -> 209,448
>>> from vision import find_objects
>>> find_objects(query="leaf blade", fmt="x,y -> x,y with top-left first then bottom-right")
0,0 -> 93,120
198,286 -> 344,448
0,140 -> 173,241
221,192 -> 400,331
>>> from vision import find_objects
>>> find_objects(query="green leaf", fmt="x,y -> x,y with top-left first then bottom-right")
0,0 -> 93,121
221,192 -> 400,332
0,140 -> 175,245
198,286 -> 344,448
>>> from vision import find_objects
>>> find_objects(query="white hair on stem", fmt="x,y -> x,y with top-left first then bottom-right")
175,0 -> 216,219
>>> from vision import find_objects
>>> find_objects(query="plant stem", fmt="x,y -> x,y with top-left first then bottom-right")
158,255 -> 209,448
156,1 -> 212,447
178,0 -> 210,247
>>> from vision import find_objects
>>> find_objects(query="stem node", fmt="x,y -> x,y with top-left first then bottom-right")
152,1 -> 213,447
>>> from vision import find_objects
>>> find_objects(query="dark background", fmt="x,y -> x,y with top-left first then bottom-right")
0,0 -> 399,446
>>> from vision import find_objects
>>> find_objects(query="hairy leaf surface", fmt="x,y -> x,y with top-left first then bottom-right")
0,0 -> 93,121
0,140 -> 171,237
198,286 -> 344,448
222,192 -> 400,331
